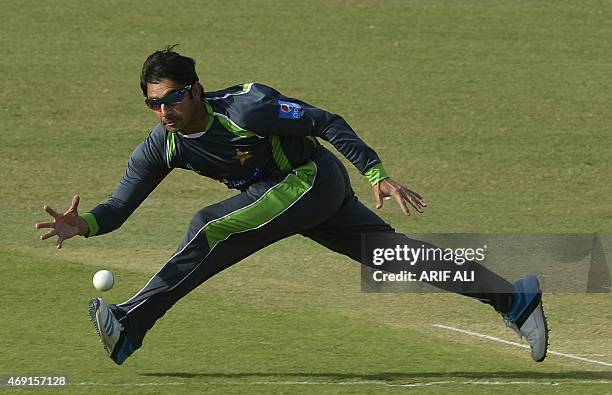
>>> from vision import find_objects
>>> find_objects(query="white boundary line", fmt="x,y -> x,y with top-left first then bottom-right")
70,380 -> 612,387
433,324 -> 612,368
388,380 -> 612,387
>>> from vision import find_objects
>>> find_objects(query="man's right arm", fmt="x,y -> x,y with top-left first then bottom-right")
81,130 -> 171,237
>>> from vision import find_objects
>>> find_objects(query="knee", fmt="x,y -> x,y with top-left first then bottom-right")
189,207 -> 217,231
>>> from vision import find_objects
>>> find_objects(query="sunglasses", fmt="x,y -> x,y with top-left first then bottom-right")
145,85 -> 192,110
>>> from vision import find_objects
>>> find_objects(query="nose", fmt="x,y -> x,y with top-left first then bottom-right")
160,103 -> 174,115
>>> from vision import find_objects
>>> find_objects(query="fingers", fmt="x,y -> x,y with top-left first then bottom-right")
376,179 -> 427,216
68,195 -> 80,213
43,205 -> 61,219
35,221 -> 55,229
402,190 -> 425,213
408,189 -> 424,201
40,229 -> 58,241
393,192 -> 410,216
38,198 -> 80,249
387,185 -> 426,216
56,235 -> 70,250
373,183 -> 383,209
381,184 -> 410,216
410,190 -> 427,208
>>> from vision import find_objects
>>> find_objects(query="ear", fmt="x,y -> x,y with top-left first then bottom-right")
191,82 -> 204,100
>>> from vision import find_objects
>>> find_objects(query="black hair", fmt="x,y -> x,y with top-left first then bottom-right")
140,44 -> 199,97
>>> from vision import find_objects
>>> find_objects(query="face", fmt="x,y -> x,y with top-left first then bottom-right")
146,78 -> 205,133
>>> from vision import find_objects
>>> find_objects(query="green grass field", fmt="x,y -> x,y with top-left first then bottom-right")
2,1 -> 611,393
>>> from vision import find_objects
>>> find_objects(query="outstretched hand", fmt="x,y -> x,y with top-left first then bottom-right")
35,195 -> 89,249
373,178 -> 427,217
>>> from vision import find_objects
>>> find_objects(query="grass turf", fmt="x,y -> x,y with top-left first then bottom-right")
1,0 -> 611,393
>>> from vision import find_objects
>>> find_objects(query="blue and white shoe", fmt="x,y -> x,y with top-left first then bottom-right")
503,274 -> 549,362
88,298 -> 136,365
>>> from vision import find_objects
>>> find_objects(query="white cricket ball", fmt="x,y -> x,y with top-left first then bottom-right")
92,270 -> 115,291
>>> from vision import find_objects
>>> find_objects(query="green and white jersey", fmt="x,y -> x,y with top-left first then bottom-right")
82,83 -> 388,236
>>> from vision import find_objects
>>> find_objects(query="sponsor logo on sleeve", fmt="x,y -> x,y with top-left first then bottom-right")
278,100 -> 303,120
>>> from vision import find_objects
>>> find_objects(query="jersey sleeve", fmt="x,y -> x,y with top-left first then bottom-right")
237,84 -> 389,184
80,127 -> 171,237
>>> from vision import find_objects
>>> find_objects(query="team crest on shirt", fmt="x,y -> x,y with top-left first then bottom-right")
233,148 -> 254,165
278,100 -> 303,120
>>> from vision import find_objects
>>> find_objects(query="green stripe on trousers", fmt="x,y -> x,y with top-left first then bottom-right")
205,161 -> 317,250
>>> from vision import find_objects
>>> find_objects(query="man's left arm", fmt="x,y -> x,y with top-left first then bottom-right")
246,91 -> 384,180
243,86 -> 426,215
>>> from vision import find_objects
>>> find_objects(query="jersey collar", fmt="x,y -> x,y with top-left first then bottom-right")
178,99 -> 214,139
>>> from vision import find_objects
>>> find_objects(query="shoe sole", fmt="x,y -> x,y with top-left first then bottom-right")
531,276 -> 549,362
532,300 -> 549,362
521,275 -> 549,362
88,298 -> 112,356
